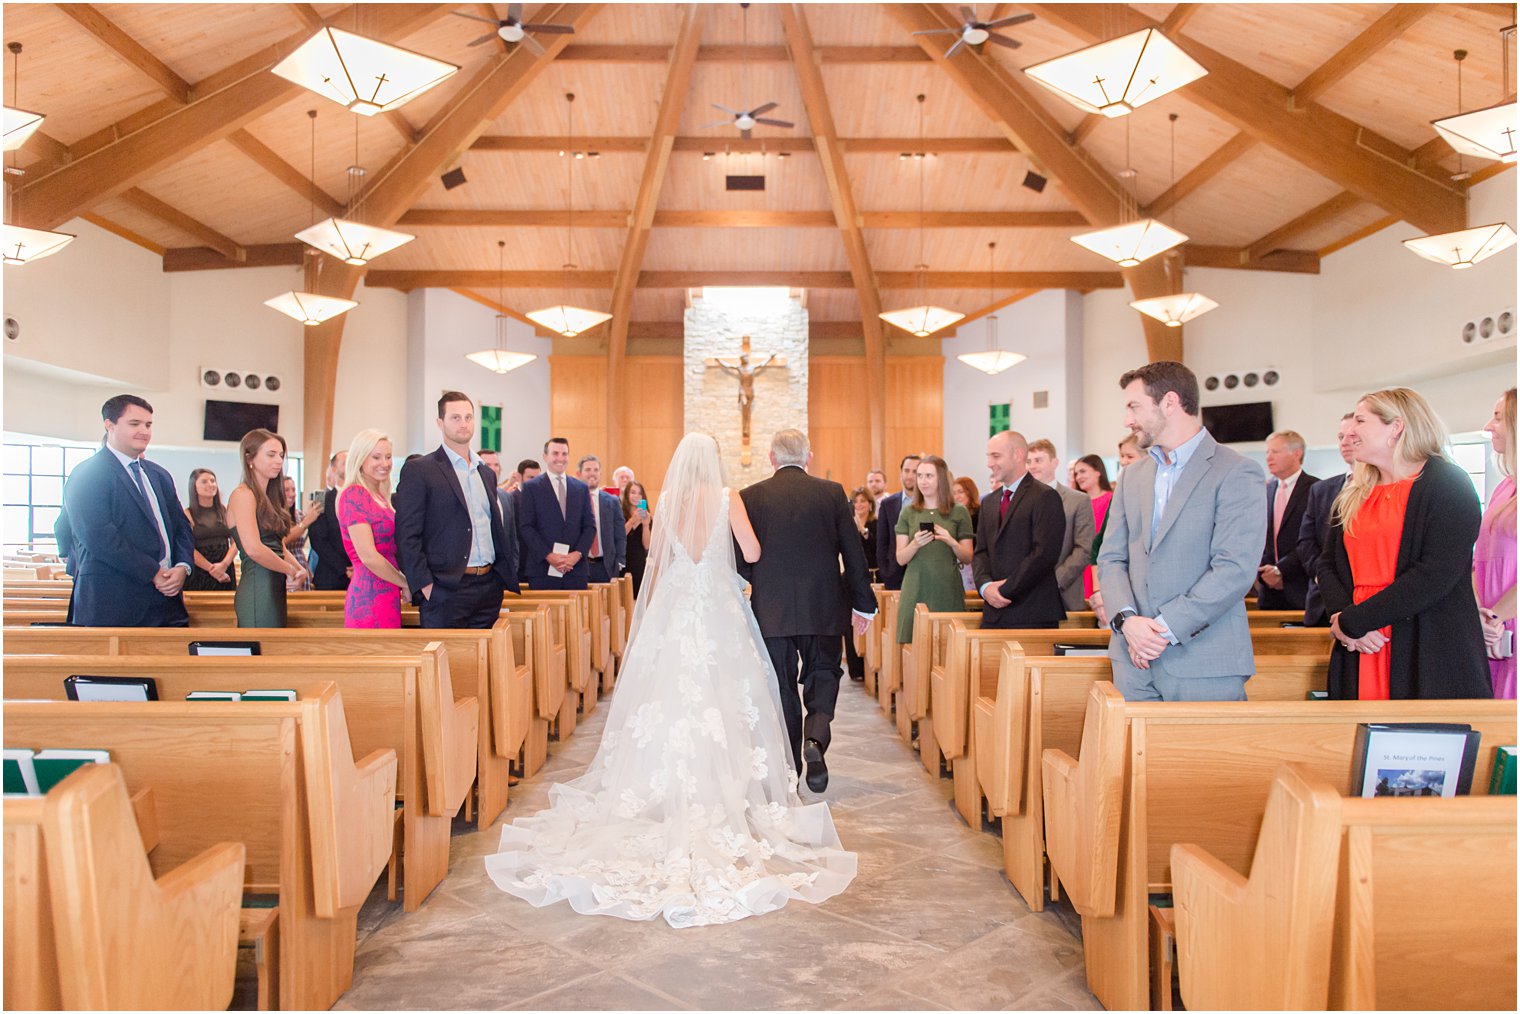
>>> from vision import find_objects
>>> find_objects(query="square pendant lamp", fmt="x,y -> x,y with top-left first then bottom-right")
294,217 -> 414,265
1071,218 -> 1188,267
1402,223 -> 1517,269
880,304 -> 966,338
957,348 -> 1027,375
2,224 -> 74,265
524,304 -> 611,338
1129,292 -> 1218,327
263,290 -> 359,325
1433,102 -> 1518,164
272,27 -> 458,116
1024,28 -> 1206,118
2,106 -> 44,151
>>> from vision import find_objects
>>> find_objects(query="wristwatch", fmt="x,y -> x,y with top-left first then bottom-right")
1109,608 -> 1136,635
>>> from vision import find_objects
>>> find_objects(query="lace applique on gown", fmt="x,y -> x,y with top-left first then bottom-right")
485,490 -> 857,928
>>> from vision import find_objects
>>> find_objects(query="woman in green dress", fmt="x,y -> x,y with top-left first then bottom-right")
894,454 -> 975,644
226,428 -> 302,627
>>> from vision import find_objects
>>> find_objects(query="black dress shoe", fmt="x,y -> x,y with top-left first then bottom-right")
802,738 -> 828,793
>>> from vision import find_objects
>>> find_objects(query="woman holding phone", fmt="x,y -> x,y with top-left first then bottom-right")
894,454 -> 974,645
621,480 -> 653,595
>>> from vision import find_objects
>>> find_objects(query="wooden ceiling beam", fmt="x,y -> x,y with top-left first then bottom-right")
361,269 -> 1125,289
162,243 -> 307,271
54,4 -> 192,105
624,320 -> 870,341
1068,2 -> 1203,146
468,135 -> 1025,153
118,187 -> 245,262
394,208 -> 1089,228
781,3 -> 888,469
1290,4 -> 1436,106
605,4 -> 705,468
1144,133 -> 1255,217
14,4 -> 452,231
1185,244 -> 1319,274
954,288 -> 1041,329
555,43 -> 930,63
289,4 -> 325,30
1029,4 -> 1465,236
1240,191 -> 1363,263
80,212 -> 166,256
226,129 -> 346,219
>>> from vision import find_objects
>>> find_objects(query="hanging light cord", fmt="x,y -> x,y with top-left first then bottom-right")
917,93 -> 927,302
498,239 -> 507,350
985,241 -> 997,353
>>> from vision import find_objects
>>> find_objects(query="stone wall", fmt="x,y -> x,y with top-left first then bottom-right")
683,293 -> 809,488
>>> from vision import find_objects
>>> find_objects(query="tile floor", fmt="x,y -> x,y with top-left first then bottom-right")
289,681 -> 1100,1010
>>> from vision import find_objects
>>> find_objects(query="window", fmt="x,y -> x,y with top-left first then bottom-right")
1449,433 -> 1494,504
3,441 -> 95,551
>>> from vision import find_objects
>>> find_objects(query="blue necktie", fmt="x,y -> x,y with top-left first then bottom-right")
129,460 -> 168,561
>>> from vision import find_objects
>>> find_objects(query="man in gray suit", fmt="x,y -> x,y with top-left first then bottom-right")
1026,438 -> 1096,612
1097,362 -> 1267,701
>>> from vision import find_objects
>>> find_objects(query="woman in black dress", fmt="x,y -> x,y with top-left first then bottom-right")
620,480 -> 653,596
845,486 -> 879,680
183,468 -> 237,591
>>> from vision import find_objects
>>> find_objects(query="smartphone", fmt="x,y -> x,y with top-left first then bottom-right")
919,521 -> 935,534
637,499 -> 648,512
1501,629 -> 1515,660
308,490 -> 324,506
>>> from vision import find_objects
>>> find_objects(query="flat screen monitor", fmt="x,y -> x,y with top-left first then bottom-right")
1202,401 -> 1274,443
203,400 -> 278,442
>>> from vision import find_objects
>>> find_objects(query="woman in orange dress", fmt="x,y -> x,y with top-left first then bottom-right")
1318,388 -> 1489,700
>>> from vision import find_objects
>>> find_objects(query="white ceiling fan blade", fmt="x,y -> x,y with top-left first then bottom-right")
507,2 -> 523,22
959,6 -> 978,23
712,103 -> 743,116
525,23 -> 575,33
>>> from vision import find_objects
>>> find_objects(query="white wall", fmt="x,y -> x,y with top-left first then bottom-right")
331,280 -> 409,461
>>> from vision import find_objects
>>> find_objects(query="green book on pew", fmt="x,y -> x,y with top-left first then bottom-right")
1306,690 -> 1329,700
3,749 -> 40,797
1489,746 -> 1518,796
241,689 -> 297,702
32,749 -> 110,794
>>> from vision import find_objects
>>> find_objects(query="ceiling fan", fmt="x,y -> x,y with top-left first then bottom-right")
451,4 -> 575,52
700,3 -> 794,140
914,7 -> 1035,58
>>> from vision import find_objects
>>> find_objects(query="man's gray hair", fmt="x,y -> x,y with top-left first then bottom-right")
1269,430 -> 1305,454
771,429 -> 810,466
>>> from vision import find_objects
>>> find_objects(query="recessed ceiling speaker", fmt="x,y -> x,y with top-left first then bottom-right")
1223,374 -> 1240,389
244,374 -> 262,390
4,316 -> 18,341
224,373 -> 241,388
265,375 -> 281,392
441,167 -> 467,190
1021,170 -> 1047,193
1204,375 -> 1220,391
1243,371 -> 1260,387
1263,370 -> 1280,386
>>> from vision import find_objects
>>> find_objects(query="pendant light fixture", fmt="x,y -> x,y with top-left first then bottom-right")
2,43 -> 72,266
3,43 -> 44,151
1403,222 -> 1517,269
272,24 -> 458,117
294,104 -> 413,265
1024,27 -> 1206,119
527,93 -> 611,337
1071,115 -> 1186,266
467,240 -> 537,372
1131,112 -> 1216,327
1432,33 -> 1517,167
957,242 -> 1027,375
880,94 -> 963,338
266,109 -> 358,324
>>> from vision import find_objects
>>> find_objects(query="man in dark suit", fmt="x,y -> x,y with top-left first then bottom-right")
394,392 -> 518,629
306,449 -> 351,591
741,429 -> 876,793
972,430 -> 1068,629
63,395 -> 196,627
1297,414 -> 1357,626
577,455 -> 626,584
1256,429 -> 1320,611
517,437 -> 596,591
875,454 -> 920,591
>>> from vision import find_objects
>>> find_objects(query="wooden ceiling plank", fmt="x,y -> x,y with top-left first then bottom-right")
781,2 -> 889,467
162,243 -> 306,271
289,4 -> 325,31
79,212 -> 167,256
15,3 -> 453,231
359,269 -> 1125,289
862,210 -> 1089,228
1163,4 -> 1202,34
887,3 -> 1179,359
1241,191 -> 1363,263
119,187 -> 245,261
469,135 -> 1029,154
1028,4 -> 1466,236
1290,4 -> 1437,106
554,44 -> 930,63
399,208 -> 628,227
605,4 -> 705,468
392,208 -> 1089,227
1186,245 -> 1319,274
226,129 -> 347,219
955,288 -> 1040,329
53,3 -> 191,105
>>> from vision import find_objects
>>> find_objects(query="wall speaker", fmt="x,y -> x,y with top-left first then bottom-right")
4,316 -> 18,341
1021,171 -> 1047,193
441,167 -> 467,190
201,368 -> 283,393
1204,368 -> 1281,394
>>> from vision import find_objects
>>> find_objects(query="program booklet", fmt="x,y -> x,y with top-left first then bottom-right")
1351,723 -> 1480,798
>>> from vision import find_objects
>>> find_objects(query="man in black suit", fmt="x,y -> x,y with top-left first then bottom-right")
306,450 -> 351,591
1256,429 -> 1320,612
395,391 -> 518,629
972,430 -> 1067,629
875,454 -> 920,591
63,395 -> 196,627
517,438 -> 596,590
1297,414 -> 1357,626
576,454 -> 626,583
740,429 -> 876,793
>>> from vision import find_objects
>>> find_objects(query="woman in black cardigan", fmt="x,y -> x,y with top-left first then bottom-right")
1318,388 -> 1489,699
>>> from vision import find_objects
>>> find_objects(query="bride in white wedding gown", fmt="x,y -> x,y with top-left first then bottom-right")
485,432 -> 857,928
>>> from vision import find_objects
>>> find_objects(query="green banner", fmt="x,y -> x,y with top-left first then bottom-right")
989,402 -> 1010,437
479,404 -> 502,453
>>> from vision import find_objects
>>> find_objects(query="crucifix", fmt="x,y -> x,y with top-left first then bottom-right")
705,335 -> 788,466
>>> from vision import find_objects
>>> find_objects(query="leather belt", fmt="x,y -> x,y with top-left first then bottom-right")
462,564 -> 492,576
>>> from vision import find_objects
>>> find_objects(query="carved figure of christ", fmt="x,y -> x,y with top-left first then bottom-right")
707,336 -> 787,464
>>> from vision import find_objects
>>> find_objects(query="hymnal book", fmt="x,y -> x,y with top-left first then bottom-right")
1489,746 -> 1518,796
186,690 -> 242,701
32,749 -> 109,794
187,641 -> 260,656
1351,723 -> 1480,798
241,689 -> 297,702
548,542 -> 570,578
64,674 -> 158,702
1306,690 -> 1329,701
3,749 -> 39,797
1053,644 -> 1109,657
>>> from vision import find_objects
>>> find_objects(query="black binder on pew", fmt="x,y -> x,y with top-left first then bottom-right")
1053,644 -> 1109,657
64,675 -> 158,702
187,641 -> 261,656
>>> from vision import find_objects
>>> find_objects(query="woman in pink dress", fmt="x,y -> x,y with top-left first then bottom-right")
1475,389 -> 1517,699
1072,454 -> 1113,601
337,429 -> 407,629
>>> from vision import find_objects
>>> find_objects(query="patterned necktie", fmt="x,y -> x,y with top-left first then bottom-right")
999,487 -> 1012,522
129,460 -> 169,560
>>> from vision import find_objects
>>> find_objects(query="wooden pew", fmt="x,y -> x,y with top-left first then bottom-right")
515,589 -> 601,719
4,764 -> 244,1011
3,623 -> 524,829
1173,763 -> 1517,1011
905,605 -> 981,771
5,685 -> 396,1010
874,587 -> 897,712
6,647 -> 473,912
1042,684 -> 1516,1011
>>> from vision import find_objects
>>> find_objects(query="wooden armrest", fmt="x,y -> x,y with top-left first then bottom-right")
128,786 -> 158,854
418,644 -> 479,817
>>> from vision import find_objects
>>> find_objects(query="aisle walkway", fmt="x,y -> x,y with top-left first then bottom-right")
332,682 -> 1099,1011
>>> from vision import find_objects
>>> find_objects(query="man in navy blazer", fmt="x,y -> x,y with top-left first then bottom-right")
577,454 -> 626,584
394,392 -> 519,629
518,437 -> 596,590
1256,430 -> 1320,612
875,454 -> 920,591
1296,414 -> 1357,626
63,395 -> 195,627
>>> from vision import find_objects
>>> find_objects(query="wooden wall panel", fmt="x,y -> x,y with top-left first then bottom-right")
548,355 -> 608,471
810,355 -> 943,492
887,356 -> 944,468
550,354 -> 682,498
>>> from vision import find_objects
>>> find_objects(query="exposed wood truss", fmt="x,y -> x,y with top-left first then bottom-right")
1289,4 -> 1437,107
395,208 -> 1090,228
361,269 -> 1127,290
54,3 -> 192,104
226,129 -> 346,219
468,135 -> 1021,153
118,187 -> 244,261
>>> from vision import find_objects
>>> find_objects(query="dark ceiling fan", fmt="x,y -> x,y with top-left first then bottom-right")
914,7 -> 1035,58
451,4 -> 575,52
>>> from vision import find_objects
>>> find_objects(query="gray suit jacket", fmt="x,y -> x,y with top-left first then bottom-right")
1096,430 -> 1266,681
1051,482 -> 1096,611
